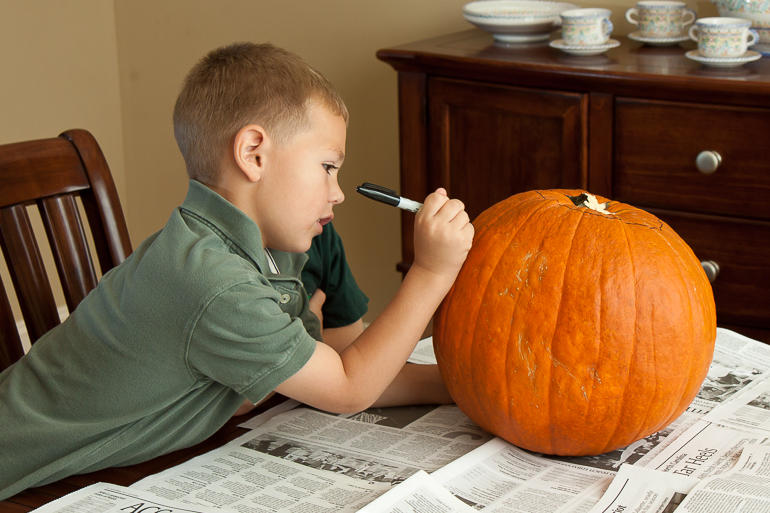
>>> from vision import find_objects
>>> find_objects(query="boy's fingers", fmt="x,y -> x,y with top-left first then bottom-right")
420,189 -> 451,216
309,289 -> 326,309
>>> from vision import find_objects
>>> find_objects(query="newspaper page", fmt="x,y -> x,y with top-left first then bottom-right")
700,375 -> 770,435
646,419 -> 770,479
585,464 -> 699,513
357,471 -> 475,513
686,329 -> 770,418
130,407 -> 490,512
430,437 -> 615,512
674,443 -> 770,512
31,482 -> 218,513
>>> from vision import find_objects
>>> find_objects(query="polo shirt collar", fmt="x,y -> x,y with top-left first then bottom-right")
179,180 -> 308,278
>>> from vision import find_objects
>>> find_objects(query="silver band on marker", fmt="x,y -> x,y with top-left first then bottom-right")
397,197 -> 423,213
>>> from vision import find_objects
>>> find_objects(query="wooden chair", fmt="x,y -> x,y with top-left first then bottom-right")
0,129 -> 132,371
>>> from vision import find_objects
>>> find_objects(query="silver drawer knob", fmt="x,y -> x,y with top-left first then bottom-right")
701,260 -> 720,283
696,151 -> 721,174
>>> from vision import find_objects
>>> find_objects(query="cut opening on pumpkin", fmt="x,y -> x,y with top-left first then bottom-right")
567,193 -> 612,215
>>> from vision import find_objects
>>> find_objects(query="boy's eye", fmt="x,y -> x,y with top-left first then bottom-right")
322,164 -> 338,174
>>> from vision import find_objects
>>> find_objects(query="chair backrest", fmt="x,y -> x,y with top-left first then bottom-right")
0,129 -> 132,371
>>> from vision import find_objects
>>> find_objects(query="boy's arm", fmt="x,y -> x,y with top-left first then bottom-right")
276,189 -> 473,414
308,289 -> 363,353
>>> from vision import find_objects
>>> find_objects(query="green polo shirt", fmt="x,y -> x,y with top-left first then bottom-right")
303,222 -> 369,328
0,180 -> 318,498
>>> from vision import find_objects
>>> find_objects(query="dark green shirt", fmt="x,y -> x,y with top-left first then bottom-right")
303,222 -> 369,328
0,180 -> 318,498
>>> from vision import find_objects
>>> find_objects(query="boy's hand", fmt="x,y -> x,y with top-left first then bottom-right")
308,289 -> 326,326
412,188 -> 474,283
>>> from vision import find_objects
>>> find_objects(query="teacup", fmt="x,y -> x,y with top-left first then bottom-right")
560,8 -> 614,46
689,17 -> 759,57
626,1 -> 696,38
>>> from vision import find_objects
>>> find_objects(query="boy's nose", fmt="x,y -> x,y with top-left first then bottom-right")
330,176 -> 345,204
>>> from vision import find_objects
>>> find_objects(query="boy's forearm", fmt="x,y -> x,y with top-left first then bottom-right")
371,364 -> 453,408
337,264 -> 455,406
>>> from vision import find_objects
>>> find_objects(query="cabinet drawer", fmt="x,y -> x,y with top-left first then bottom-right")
649,207 -> 770,330
614,98 -> 770,221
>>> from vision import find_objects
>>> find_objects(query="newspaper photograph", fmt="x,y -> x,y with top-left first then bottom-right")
130,407 -> 490,512
357,471 -> 475,513
585,464 -> 699,513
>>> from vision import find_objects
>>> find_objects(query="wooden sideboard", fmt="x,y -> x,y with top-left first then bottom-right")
377,30 -> 770,344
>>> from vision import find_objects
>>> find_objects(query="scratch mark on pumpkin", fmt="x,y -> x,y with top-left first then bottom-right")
552,358 -> 587,401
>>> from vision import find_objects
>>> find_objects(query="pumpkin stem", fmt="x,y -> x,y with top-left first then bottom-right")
567,193 -> 611,215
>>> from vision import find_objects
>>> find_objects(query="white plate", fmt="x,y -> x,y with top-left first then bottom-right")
685,49 -> 762,68
464,0 -> 579,43
549,38 -> 620,56
628,31 -> 690,47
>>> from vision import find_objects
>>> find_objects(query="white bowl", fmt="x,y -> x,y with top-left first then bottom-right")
463,0 -> 580,43
712,0 -> 770,43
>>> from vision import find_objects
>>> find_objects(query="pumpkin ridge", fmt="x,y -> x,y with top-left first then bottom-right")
600,217 -> 640,453
503,199 -> 570,450
646,223 -> 707,428
441,194 -> 543,438
476,196 -> 556,446
547,202 -> 592,454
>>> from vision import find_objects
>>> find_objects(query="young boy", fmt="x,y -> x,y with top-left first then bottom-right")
0,42 -> 473,499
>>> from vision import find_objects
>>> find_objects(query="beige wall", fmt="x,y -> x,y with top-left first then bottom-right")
3,0 -> 717,323
0,0 -> 124,321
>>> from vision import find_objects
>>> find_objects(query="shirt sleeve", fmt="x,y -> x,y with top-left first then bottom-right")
185,280 -> 317,405
302,222 -> 369,329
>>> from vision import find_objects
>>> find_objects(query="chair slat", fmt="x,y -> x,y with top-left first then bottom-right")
0,205 -> 60,343
40,195 -> 98,311
0,273 -> 25,372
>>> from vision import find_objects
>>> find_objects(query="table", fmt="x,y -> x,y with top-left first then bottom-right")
0,394 -> 289,512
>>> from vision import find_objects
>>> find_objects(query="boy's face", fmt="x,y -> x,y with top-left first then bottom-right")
255,102 -> 346,253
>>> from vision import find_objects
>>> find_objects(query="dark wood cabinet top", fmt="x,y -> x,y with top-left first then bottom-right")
377,30 -> 770,106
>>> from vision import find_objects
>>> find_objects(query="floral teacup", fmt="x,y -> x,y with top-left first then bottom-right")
689,17 -> 759,57
560,8 -> 613,45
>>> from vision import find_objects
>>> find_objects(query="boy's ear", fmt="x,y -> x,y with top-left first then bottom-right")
233,125 -> 267,182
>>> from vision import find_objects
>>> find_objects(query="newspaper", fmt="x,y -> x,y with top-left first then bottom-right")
129,407 -> 491,512
674,443 -> 770,512
357,471 -> 475,513
430,437 -> 614,512
29,482 -> 220,513
596,444 -> 770,513
584,464 -> 699,513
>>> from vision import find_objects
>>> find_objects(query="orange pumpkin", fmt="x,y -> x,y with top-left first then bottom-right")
434,190 -> 716,456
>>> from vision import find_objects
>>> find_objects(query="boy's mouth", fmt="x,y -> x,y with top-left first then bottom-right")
318,215 -> 334,227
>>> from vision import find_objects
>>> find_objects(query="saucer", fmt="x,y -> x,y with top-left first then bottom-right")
549,38 -> 620,55
685,49 -> 762,68
752,42 -> 770,56
628,31 -> 690,47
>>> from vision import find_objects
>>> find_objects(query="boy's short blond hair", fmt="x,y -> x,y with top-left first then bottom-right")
173,42 -> 349,184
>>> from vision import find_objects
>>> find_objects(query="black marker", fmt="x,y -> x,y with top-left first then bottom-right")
355,182 -> 423,213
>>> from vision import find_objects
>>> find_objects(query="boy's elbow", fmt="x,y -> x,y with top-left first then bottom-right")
323,388 -> 377,415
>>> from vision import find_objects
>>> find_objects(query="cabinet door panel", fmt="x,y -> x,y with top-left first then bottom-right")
428,78 -> 587,221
